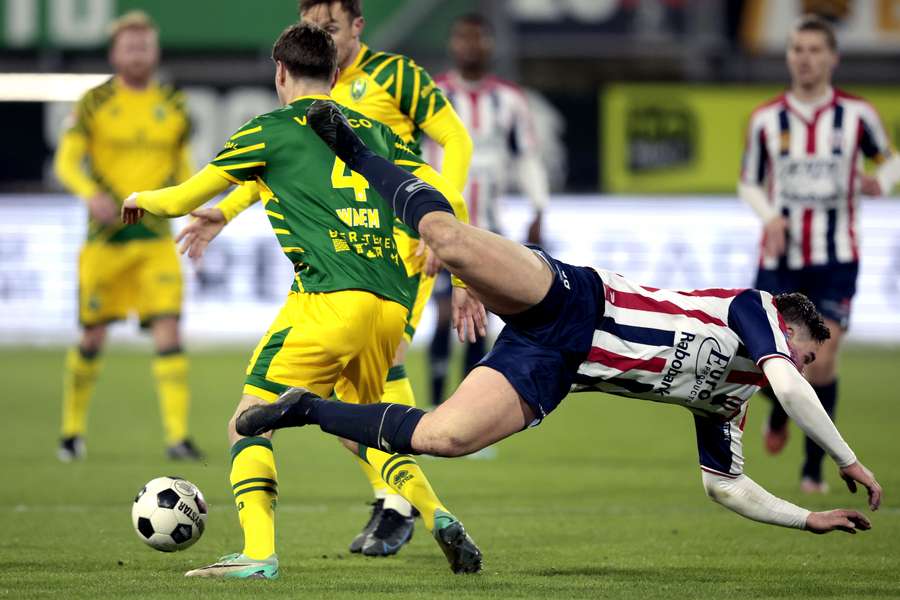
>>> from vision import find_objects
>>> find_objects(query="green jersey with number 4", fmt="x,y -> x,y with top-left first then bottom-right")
211,95 -> 424,309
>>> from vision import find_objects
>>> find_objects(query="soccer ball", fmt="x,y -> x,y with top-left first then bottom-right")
132,476 -> 207,552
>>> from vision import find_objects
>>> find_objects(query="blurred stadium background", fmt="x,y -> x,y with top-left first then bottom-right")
1,1 -> 899,597
2,0 -> 899,347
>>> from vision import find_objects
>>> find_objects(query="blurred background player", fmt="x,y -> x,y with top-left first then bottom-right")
739,15 -> 900,493
427,13 -> 549,408
198,0 -> 473,557
53,11 -> 202,462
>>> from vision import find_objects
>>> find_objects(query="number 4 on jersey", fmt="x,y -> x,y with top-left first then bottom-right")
331,157 -> 368,202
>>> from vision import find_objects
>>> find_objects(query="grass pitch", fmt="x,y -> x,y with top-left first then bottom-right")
1,346 -> 898,599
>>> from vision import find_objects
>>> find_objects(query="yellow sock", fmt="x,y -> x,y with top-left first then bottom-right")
358,457 -> 390,498
61,347 -> 102,437
152,351 -> 190,445
361,445 -> 449,531
383,365 -> 416,407
231,437 -> 278,559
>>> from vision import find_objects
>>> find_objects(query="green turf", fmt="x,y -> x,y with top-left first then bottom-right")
1,346 -> 898,599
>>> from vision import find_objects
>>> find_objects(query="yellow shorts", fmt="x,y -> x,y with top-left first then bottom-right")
243,290 -> 408,404
394,225 -> 436,342
78,238 -> 183,327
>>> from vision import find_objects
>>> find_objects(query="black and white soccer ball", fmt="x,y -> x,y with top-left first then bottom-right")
132,476 -> 207,552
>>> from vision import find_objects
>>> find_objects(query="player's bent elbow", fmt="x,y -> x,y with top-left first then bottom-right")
701,471 -> 736,505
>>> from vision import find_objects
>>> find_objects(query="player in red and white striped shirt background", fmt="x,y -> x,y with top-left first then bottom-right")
739,15 -> 900,493
427,13 -> 550,406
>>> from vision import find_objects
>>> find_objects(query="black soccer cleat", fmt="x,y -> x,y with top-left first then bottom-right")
167,438 -> 205,461
235,386 -> 319,437
57,436 -> 86,462
349,499 -> 384,554
306,100 -> 371,165
361,508 -> 415,557
433,512 -> 482,574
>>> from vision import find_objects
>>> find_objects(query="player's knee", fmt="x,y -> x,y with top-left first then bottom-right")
420,216 -> 465,264
80,325 -> 107,352
228,395 -> 270,444
418,425 -> 473,457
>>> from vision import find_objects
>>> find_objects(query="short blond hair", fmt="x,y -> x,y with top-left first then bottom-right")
108,10 -> 158,44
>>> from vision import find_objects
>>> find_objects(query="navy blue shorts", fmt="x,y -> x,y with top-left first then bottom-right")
478,248 -> 604,423
755,262 -> 858,329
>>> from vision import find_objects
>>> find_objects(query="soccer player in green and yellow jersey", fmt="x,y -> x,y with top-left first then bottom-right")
53,11 -> 202,462
121,23 -> 480,578
206,0 -> 473,555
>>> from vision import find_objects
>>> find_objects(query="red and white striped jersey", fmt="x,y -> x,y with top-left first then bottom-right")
573,269 -> 795,420
740,88 -> 893,269
430,71 -> 543,231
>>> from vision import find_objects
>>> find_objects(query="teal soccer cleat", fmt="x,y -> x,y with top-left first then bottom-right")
184,553 -> 279,579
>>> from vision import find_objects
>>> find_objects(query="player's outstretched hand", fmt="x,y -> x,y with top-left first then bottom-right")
175,207 -> 226,260
415,239 -> 444,277
121,193 -> 145,225
806,509 -> 871,534
859,174 -> 883,197
306,100 -> 370,166
762,215 -> 789,259
839,461 -> 882,511
451,286 -> 487,343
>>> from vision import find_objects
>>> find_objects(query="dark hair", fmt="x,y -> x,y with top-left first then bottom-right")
454,12 -> 494,35
272,23 -> 337,81
299,0 -> 362,19
773,293 -> 831,343
792,13 -> 837,51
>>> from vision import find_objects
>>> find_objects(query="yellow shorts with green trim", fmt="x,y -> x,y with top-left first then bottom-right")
78,238 -> 182,327
394,224 -> 436,343
243,290 -> 407,404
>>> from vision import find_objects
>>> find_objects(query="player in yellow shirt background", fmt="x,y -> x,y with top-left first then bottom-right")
203,0 -> 473,555
53,11 -> 202,462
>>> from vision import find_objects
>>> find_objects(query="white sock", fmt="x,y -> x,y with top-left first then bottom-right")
382,493 -> 412,517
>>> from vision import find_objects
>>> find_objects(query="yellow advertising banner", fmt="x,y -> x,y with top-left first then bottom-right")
602,84 -> 900,194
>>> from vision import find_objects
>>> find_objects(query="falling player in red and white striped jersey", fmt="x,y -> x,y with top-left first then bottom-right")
427,13 -> 550,406
236,109 -> 883,538
739,15 -> 900,493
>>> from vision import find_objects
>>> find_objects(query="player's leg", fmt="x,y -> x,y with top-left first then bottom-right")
429,274 -> 453,405
237,252 -> 595,456
187,293 -> 347,579
799,317 -> 844,492
184,392 -> 280,579
59,324 -> 106,461
796,263 -> 854,493
754,265 -> 793,453
347,227 -> 430,555
148,316 -> 202,460
333,297 -> 482,570
352,339 -> 416,556
60,241 -> 123,461
138,239 -> 200,460
420,213 -> 553,317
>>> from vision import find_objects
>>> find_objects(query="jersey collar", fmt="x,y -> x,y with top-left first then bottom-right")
289,94 -> 332,104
